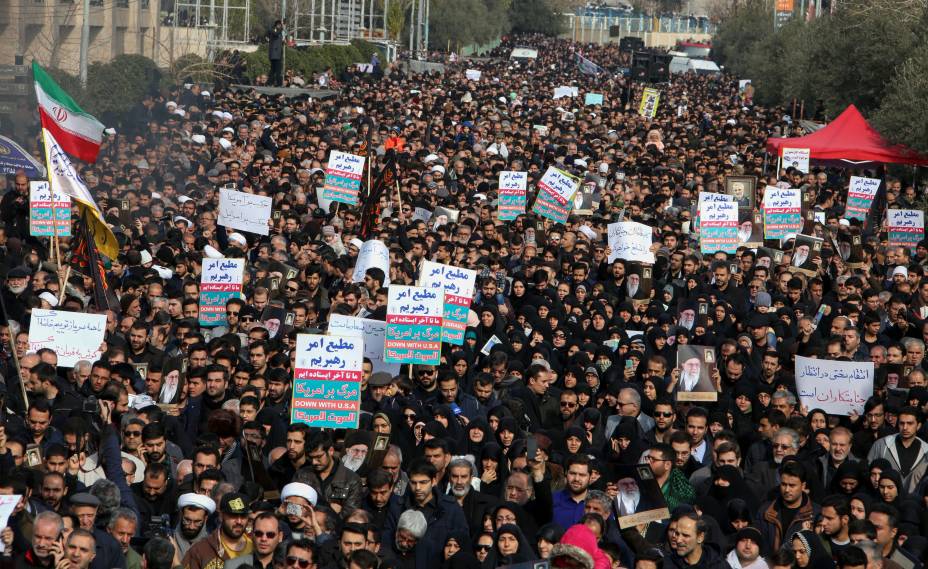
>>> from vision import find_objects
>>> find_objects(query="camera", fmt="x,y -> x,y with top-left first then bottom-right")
82,395 -> 98,414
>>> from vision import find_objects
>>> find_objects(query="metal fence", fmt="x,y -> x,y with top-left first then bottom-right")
573,8 -> 715,34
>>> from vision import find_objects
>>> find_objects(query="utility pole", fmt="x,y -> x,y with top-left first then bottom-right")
80,0 -> 90,87
423,0 -> 429,54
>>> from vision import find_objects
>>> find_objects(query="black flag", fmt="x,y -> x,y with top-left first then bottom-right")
70,210 -> 117,311
359,151 -> 398,239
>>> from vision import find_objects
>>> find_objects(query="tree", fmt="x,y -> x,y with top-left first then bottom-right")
509,0 -> 564,35
387,0 -> 408,41
874,43 -> 928,153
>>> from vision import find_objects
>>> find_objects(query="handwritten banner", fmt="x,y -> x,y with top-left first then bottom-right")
327,314 -> 400,376
795,355 -> 873,415
465,69 -> 482,81
385,285 -> 443,365
585,93 -> 604,106
698,193 -> 738,254
498,171 -> 527,221
291,334 -> 363,429
762,186 -> 802,240
782,147 -> 810,173
351,239 -> 391,286
322,150 -> 365,206
28,309 -> 105,367
887,209 -> 924,249
638,88 -> 660,119
199,258 -> 245,327
532,167 -> 578,225
418,260 -> 477,345
607,222 -> 655,264
218,188 -> 273,235
844,176 -> 879,222
29,181 -> 71,237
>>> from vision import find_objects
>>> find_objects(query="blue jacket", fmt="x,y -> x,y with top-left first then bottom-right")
383,488 -> 468,569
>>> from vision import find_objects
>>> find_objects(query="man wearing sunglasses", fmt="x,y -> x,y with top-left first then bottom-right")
281,539 -> 317,569
224,513 -> 281,569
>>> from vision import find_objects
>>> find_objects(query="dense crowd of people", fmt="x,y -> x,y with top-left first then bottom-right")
0,32 -> 926,569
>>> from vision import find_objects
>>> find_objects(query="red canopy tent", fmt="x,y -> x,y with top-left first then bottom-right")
766,104 -> 928,166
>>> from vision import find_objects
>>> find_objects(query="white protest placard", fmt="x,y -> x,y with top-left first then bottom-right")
28,309 -> 106,367
795,355 -> 873,415
351,239 -> 391,286
607,222 -> 655,264
845,176 -> 880,221
553,86 -> 579,99
218,187 -> 273,236
0,494 -> 20,552
465,69 -> 482,81
419,260 -> 477,345
328,314 -> 401,376
887,209 -> 925,249
782,148 -> 810,173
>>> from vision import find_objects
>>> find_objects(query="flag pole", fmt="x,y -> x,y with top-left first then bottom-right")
0,283 -> 28,412
40,128 -> 65,288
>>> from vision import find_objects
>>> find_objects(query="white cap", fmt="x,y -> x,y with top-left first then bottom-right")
38,291 -> 58,307
191,134 -> 206,145
178,492 -> 216,514
893,266 -> 909,278
202,90 -> 211,97
222,111 -> 233,121
838,219 -> 850,227
218,138 -> 232,150
222,127 -> 235,133
166,101 -> 178,108
229,233 -> 247,246
132,394 -> 155,410
177,195 -> 194,204
212,110 -> 225,118
204,245 -> 223,259
281,482 -> 318,506
173,109 -> 186,118
151,192 -> 162,200
140,250 -> 153,265
431,165 -> 445,175
173,216 -> 192,227
578,225 -> 597,241
153,265 -> 173,280
349,238 -> 364,250
104,127 -> 117,136
424,154 -> 440,164
599,163 -> 609,174
574,158 -> 588,169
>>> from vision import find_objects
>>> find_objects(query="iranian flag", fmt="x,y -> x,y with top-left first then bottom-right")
33,61 -> 104,163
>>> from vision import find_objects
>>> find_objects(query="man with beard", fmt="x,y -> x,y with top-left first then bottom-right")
269,423 -> 310,490
668,513 -> 725,569
553,454 -> 592,529
361,469 -> 395,527
646,399 -> 677,444
302,430 -> 362,513
747,428 -> 799,497
140,423 -> 178,479
724,527 -> 768,569
446,458 -> 496,535
131,463 -> 174,538
106,509 -> 140,569
278,482 -> 319,539
819,495 -> 851,556
182,493 -> 253,569
15,510 -> 63,569
341,431 -> 371,474
816,427 -> 857,489
224,513 -> 282,569
626,272 -> 640,299
39,471 -> 68,513
2,266 -> 33,323
679,355 -> 703,392
756,460 -> 820,552
384,460 -> 467,569
28,362 -> 82,421
172,493 -> 215,559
